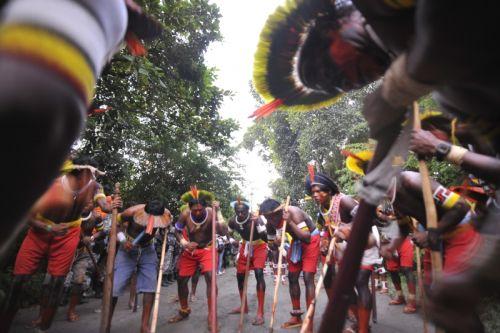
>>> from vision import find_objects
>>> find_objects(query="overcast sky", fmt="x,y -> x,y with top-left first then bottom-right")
204,0 -> 283,207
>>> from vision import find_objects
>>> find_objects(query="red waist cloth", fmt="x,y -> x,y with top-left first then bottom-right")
443,224 -> 482,275
14,226 -> 80,276
236,242 -> 268,273
287,234 -> 320,273
178,246 -> 215,277
386,236 -> 415,272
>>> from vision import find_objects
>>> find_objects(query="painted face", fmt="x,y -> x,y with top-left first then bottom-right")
190,203 -> 206,220
235,205 -> 249,221
311,185 -> 331,207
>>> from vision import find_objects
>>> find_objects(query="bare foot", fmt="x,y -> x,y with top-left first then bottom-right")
229,306 -> 248,314
67,311 -> 80,322
281,316 -> 303,329
25,317 -> 42,329
252,316 -> 264,326
190,294 -> 198,302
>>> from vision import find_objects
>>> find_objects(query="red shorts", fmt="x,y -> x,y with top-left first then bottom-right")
236,242 -> 267,273
14,226 -> 81,276
178,247 -> 216,277
288,234 -> 320,273
386,237 -> 414,272
443,224 -> 482,275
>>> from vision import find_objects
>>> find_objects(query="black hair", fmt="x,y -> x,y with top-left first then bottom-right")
259,198 -> 281,214
305,172 -> 339,195
73,155 -> 98,168
188,198 -> 208,208
145,199 -> 165,216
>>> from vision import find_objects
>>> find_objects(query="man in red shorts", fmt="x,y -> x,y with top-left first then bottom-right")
379,212 -> 417,313
0,156 -> 120,332
168,187 -> 227,331
260,198 -> 319,332
227,198 -> 268,326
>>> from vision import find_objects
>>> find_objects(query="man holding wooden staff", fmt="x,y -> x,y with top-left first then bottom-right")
0,156 -> 118,332
168,187 -> 226,332
110,200 -> 171,333
260,198 -> 319,331
227,198 -> 268,326
305,166 -> 358,301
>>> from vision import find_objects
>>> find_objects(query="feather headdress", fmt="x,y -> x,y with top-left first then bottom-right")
342,149 -> 374,176
132,204 -> 171,234
251,0 -> 390,119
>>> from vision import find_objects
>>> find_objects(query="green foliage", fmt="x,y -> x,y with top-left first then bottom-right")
244,84 -> 376,208
79,0 -> 241,218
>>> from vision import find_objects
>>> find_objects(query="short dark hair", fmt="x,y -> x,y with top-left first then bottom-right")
145,199 -> 165,216
188,198 -> 208,208
259,198 -> 281,214
73,155 -> 98,168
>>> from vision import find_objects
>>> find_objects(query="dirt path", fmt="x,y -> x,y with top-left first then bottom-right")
12,267 -> 425,332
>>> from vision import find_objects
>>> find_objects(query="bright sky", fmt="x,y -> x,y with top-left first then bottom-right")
205,0 -> 283,207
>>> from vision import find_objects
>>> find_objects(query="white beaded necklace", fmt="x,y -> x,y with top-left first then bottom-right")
235,212 -> 250,226
319,198 -> 334,217
190,208 -> 209,229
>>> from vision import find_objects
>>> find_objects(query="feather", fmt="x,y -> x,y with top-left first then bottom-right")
249,99 -> 284,119
190,185 -> 199,200
341,149 -> 364,162
125,31 -> 147,56
307,163 -> 315,183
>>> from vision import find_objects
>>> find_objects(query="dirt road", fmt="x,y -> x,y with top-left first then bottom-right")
11,267 -> 424,332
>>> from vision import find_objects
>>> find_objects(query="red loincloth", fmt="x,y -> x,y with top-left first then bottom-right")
443,224 -> 482,275
236,241 -> 268,273
287,234 -> 320,273
386,236 -> 414,272
14,226 -> 81,276
178,246 -> 216,277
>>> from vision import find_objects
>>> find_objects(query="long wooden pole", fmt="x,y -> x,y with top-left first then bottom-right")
150,229 -> 169,333
300,229 -> 336,333
238,216 -> 256,332
211,203 -> 217,333
412,220 -> 429,333
269,196 -> 290,333
100,183 -> 120,333
413,101 -> 443,333
319,122 -> 402,333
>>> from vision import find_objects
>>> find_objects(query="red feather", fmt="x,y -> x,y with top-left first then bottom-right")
125,31 -> 147,56
341,149 -> 364,162
88,106 -> 112,117
249,99 -> 284,119
145,215 -> 154,235
190,185 -> 199,200
307,163 -> 315,183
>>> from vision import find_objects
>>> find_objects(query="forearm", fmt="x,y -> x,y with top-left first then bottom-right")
288,223 -> 311,243
461,152 -> 500,186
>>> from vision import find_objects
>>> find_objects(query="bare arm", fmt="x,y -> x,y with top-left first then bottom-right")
284,208 -> 311,243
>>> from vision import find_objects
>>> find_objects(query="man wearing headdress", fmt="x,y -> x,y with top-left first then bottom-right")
0,156 -> 120,332
304,166 -> 358,300
227,198 -> 268,326
0,0 -> 163,258
168,187 -> 227,331
110,199 -> 171,333
259,198 -> 319,331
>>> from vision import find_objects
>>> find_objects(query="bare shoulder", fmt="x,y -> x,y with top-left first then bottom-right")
341,195 -> 357,209
288,206 -> 306,223
122,204 -> 145,219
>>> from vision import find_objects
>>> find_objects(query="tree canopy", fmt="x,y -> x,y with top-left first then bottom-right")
79,0 -> 240,217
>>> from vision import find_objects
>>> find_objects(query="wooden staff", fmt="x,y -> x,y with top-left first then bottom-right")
238,214 -> 256,332
300,226 -> 336,333
211,203 -> 218,333
319,122 -> 402,333
100,183 -> 120,333
269,196 -> 290,333
371,273 -> 377,324
413,101 -> 443,333
412,218 -> 429,333
150,228 -> 169,333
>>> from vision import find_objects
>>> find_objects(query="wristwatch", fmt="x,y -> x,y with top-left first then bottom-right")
435,142 -> 452,161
